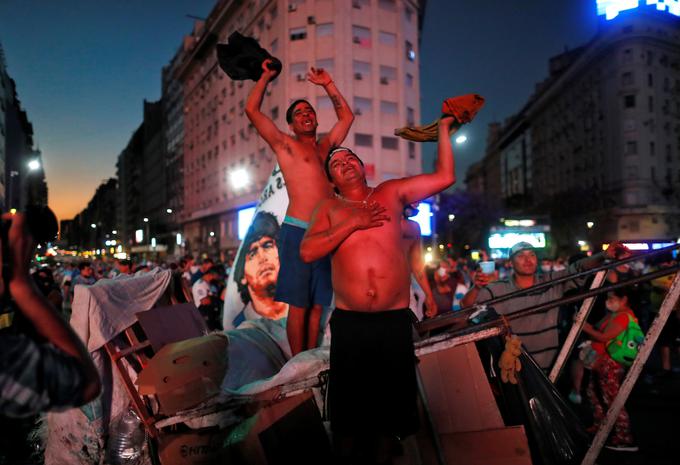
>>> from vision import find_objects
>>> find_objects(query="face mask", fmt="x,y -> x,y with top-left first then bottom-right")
606,300 -> 620,312
552,264 -> 566,271
541,265 -> 551,273
437,267 -> 447,277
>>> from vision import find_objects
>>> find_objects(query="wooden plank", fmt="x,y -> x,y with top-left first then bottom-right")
580,271 -> 680,465
549,270 -> 607,383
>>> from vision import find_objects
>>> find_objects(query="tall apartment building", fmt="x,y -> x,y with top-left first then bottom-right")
175,0 -> 423,256
467,5 -> 680,249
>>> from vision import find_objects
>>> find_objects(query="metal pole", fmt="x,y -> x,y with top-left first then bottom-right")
580,270 -> 680,465
549,270 -> 607,383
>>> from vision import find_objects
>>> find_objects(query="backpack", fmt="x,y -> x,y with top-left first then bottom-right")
606,313 -> 645,367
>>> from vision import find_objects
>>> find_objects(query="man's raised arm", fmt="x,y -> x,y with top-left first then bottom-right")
245,59 -> 286,149
308,67 -> 354,154
300,201 -> 389,263
396,116 -> 457,204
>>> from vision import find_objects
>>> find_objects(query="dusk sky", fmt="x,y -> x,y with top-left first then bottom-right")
0,0 -> 598,222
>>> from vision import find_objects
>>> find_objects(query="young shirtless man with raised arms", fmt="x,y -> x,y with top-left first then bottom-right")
245,59 -> 354,356
299,116 -> 457,464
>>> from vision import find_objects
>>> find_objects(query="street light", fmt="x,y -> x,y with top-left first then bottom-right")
90,223 -> 96,229
586,221 -> 595,229
448,214 -> 456,222
166,208 -> 173,214
27,159 -> 41,171
455,134 -> 467,145
143,217 -> 149,223
230,168 -> 250,189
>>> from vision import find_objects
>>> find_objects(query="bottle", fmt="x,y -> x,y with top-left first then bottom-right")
106,407 -> 146,464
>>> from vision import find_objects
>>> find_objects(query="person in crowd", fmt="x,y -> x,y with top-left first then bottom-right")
245,59 -> 354,356
461,240 -> 630,370
0,212 -> 100,416
582,288 -> 639,452
231,212 -> 289,328
402,204 -> 436,320
191,258 -> 214,285
300,115 -> 458,464
32,267 -> 63,315
109,258 -> 133,278
650,255 -> 680,380
192,266 -> 223,331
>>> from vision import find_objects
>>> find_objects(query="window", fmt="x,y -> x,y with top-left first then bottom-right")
405,73 -> 414,87
648,73 -> 653,87
648,96 -> 654,112
355,133 -> 373,146
623,48 -> 633,63
352,25 -> 371,47
353,60 -> 371,79
354,97 -> 372,115
316,58 -> 334,73
380,65 -> 397,84
271,38 -> 279,53
382,136 -> 399,150
625,141 -> 637,155
621,72 -> 633,86
290,26 -> 307,41
353,0 -> 369,8
408,141 -> 416,159
623,95 -> 636,108
270,5 -> 278,19
290,61 -> 308,81
378,31 -> 396,46
647,50 -> 654,65
405,7 -> 414,22
380,100 -> 398,114
379,0 -> 397,12
317,96 -> 332,110
407,107 -> 415,125
271,106 -> 279,120
317,23 -> 334,37
405,41 -> 416,61
650,141 -> 655,157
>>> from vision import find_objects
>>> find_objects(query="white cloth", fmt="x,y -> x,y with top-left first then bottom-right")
192,278 -> 214,307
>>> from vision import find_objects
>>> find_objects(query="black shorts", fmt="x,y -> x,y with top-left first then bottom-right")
328,308 -> 419,437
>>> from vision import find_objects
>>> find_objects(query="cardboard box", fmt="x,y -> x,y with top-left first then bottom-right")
224,391 -> 332,465
159,428 -> 229,465
137,334 -> 228,415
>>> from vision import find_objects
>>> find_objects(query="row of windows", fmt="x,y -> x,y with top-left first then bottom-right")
623,94 -> 680,114
621,71 -> 679,91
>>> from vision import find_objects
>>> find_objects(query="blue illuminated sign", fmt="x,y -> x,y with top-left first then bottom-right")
597,0 -> 680,20
237,206 -> 256,240
411,203 -> 433,237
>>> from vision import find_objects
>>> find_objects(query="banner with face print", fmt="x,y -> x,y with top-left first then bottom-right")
223,165 -> 290,330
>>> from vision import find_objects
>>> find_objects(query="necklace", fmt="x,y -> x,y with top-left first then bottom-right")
335,187 -> 374,204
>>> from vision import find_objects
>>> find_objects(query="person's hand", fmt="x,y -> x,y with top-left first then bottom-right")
1,212 -> 35,288
352,201 -> 390,230
439,115 -> 456,130
307,67 -> 333,86
472,269 -> 493,289
424,294 -> 437,318
260,59 -> 279,82
605,240 -> 630,260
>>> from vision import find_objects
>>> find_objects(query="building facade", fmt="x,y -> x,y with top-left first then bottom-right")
467,6 -> 680,251
175,0 -> 423,257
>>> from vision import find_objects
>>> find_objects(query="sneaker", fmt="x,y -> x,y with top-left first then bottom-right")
568,391 -> 582,405
605,443 -> 639,452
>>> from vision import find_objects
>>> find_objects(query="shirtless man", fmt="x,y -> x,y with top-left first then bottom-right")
245,59 -> 354,355
300,116 -> 456,464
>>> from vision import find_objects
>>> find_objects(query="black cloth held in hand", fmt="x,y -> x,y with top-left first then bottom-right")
216,31 -> 282,82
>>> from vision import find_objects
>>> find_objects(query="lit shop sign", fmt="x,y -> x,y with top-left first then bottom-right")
503,219 -> 536,227
489,232 -> 547,250
237,206 -> 257,240
413,202 -> 433,237
597,0 -> 680,20
602,241 -> 677,251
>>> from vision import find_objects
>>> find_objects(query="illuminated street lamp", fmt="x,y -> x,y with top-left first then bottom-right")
448,214 -> 456,222
586,221 -> 595,229
90,223 -> 96,229
230,168 -> 250,189
27,159 -> 41,171
143,217 -> 149,223
455,134 -> 467,145
166,208 -> 173,214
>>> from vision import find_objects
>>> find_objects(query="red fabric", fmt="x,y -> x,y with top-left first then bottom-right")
591,309 -> 636,356
586,355 -> 634,446
440,94 -> 485,123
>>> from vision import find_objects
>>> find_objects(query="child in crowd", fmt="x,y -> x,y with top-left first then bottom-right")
582,288 -> 639,452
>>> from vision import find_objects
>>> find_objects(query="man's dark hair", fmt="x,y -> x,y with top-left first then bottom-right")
286,99 -> 313,124
233,211 -> 280,304
202,257 -> 214,266
78,261 -> 91,271
324,146 -> 364,182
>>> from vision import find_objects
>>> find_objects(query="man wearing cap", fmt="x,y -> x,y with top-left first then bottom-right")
300,116 -> 457,464
245,59 -> 354,355
461,241 -> 630,369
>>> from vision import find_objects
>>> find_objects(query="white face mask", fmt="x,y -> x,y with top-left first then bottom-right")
606,300 -> 620,312
437,267 -> 447,278
552,264 -> 566,271
541,265 -> 551,273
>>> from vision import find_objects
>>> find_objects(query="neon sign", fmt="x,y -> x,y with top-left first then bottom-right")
597,0 -> 680,20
